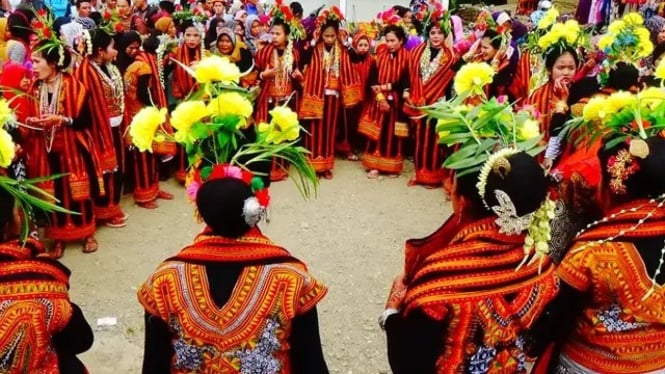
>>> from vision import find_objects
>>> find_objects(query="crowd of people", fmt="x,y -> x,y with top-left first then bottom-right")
1,0 -> 665,372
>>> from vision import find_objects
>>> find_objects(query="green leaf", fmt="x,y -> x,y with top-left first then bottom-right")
445,156 -> 487,170
603,135 -> 629,150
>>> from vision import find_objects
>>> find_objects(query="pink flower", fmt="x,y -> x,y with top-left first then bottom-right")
223,165 -> 243,180
186,180 -> 201,201
497,95 -> 508,104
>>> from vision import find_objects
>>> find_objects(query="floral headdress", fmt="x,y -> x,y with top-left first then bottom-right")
127,54 -> 317,222
414,1 -> 451,37
316,5 -> 344,30
597,13 -> 653,85
0,99 -> 73,239
31,9 -> 68,68
423,62 -> 553,271
376,8 -> 402,29
531,19 -> 586,56
172,7 -> 207,24
99,8 -> 126,34
269,0 -> 306,41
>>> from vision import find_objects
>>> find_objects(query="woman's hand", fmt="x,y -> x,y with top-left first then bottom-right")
553,76 -> 571,102
261,68 -> 276,79
378,100 -> 390,113
291,68 -> 304,81
385,273 -> 407,310
40,115 -> 65,130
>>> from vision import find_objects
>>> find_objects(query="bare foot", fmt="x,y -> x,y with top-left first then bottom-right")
138,201 -> 159,209
157,190 -> 174,200
83,237 -> 98,254
367,170 -> 379,179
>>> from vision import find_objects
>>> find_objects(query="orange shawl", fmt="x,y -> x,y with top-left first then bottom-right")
406,43 -> 458,116
172,46 -> 200,99
528,81 -> 555,138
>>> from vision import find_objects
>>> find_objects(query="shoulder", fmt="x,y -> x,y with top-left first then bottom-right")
259,262 -> 328,314
127,59 -> 152,75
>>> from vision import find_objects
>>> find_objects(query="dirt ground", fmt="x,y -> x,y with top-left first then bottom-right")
59,159 -> 451,374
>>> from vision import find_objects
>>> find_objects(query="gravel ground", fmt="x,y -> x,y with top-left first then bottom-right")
59,159 -> 452,374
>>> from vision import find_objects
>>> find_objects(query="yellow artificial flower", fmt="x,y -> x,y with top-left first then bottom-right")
171,100 -> 210,143
638,87 -> 665,109
453,62 -> 495,97
607,20 -> 626,35
636,37 -> 654,58
563,20 -> 581,44
606,91 -> 638,113
263,106 -> 300,144
583,96 -> 614,122
519,119 -> 541,140
207,92 -> 254,127
0,99 -> 15,127
656,58 -> 665,81
624,12 -> 644,26
194,55 -> 241,84
537,8 -> 559,30
129,107 -> 168,152
0,127 -> 15,167
598,34 -> 613,51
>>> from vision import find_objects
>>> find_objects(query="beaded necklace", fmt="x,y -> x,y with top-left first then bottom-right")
322,42 -> 340,87
419,43 -> 442,83
39,74 -> 63,153
91,59 -> 125,115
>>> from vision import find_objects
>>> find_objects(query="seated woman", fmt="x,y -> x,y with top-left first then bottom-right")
0,170 -> 93,372
137,172 -> 328,373
529,135 -> 665,373
382,149 -> 558,373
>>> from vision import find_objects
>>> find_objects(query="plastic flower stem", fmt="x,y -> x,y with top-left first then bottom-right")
634,104 -> 647,139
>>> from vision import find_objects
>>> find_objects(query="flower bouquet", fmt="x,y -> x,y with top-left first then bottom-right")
127,54 -> 317,199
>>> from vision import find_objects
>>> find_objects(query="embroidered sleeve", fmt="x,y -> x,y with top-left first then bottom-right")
137,276 -> 160,317
557,244 -> 593,291
296,274 -> 327,315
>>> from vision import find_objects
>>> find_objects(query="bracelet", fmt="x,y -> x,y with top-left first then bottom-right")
378,308 -> 400,330
376,93 -> 386,102
553,101 -> 569,113
259,72 -> 264,80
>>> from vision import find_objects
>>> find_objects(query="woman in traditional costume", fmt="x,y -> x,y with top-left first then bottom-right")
529,119 -> 665,374
0,168 -> 94,373
120,31 -> 174,209
255,16 -> 304,181
405,9 -> 458,188
76,28 -> 128,228
299,7 -> 361,179
358,24 -> 410,179
212,26 -> 257,88
25,39 -> 103,258
338,32 -> 373,160
382,150 -> 558,373
172,19 -> 206,183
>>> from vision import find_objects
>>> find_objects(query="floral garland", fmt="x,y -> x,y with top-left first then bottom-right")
155,35 -> 175,90
283,39 -> 295,75
520,196 -> 556,272
419,42 -> 443,82
32,9 -> 68,68
82,30 -> 93,56
90,59 -> 125,115
323,41 -> 340,82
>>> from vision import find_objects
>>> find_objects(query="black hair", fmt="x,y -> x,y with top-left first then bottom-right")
320,19 -> 340,35
76,0 -> 91,7
482,29 -> 502,50
652,41 -> 665,65
90,28 -> 114,57
196,178 -> 253,238
89,11 -> 103,25
567,76 -> 601,106
392,5 -> 410,18
455,152 -> 548,218
544,46 -> 579,71
34,40 -> 73,70
205,17 -> 224,49
271,18 -> 291,36
382,24 -> 406,42
289,2 -> 303,17
7,10 -> 34,44
0,188 -> 13,240
178,19 -> 199,34
142,33 -> 160,54
599,136 -> 665,199
607,62 -> 639,91
114,30 -> 142,73
159,0 -> 175,14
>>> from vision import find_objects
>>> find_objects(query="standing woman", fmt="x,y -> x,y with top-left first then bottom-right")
339,32 -> 374,160
25,40 -> 104,257
358,24 -> 410,179
255,17 -> 304,181
119,31 -> 173,209
76,28 -> 128,228
212,27 -> 256,87
406,14 -> 459,188
299,10 -> 361,179
172,19 -> 205,183
245,14 -> 261,55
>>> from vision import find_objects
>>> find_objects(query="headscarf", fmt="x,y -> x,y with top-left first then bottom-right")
215,27 -> 246,63
0,62 -> 30,122
352,32 -> 370,50
244,15 -> 259,54
114,30 -> 143,74
645,15 -> 665,45
234,9 -> 247,22
155,16 -> 174,34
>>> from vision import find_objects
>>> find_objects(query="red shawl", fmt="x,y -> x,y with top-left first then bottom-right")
27,74 -> 104,199
528,81 -> 555,137
172,46 -> 200,99
406,43 -> 458,116
75,57 -> 119,172
299,41 -> 362,119
357,48 -> 409,141
136,52 -> 169,108
254,44 -> 301,123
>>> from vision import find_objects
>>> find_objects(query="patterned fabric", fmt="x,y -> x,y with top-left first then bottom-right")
556,199 -> 665,373
526,81 -> 555,139
403,218 -> 559,373
137,230 -> 327,373
0,240 -> 73,373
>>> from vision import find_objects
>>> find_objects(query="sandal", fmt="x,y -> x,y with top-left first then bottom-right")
83,237 -> 98,254
41,241 -> 65,260
407,178 -> 418,187
367,170 -> 379,179
106,216 -> 127,228
157,190 -> 174,200
347,153 -> 359,161
138,201 -> 159,209
322,171 -> 333,180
